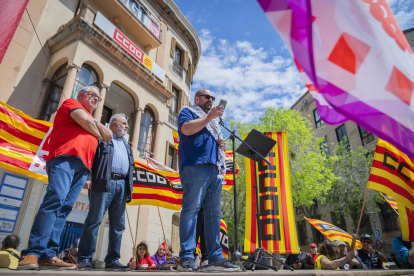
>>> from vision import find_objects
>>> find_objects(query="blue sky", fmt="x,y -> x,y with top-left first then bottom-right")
175,0 -> 414,123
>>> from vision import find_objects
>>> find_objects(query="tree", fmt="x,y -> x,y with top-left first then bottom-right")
326,139 -> 376,229
221,107 -> 338,250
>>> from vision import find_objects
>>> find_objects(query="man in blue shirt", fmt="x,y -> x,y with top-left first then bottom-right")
392,217 -> 414,269
77,114 -> 134,270
177,89 -> 239,272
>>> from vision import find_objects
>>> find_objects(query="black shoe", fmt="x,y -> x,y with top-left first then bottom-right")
204,261 -> 239,272
177,258 -> 198,271
105,261 -> 130,271
78,259 -> 92,270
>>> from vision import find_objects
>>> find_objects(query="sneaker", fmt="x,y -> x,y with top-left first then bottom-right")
204,261 -> 239,272
201,260 -> 208,266
105,261 -> 130,271
17,255 -> 39,270
78,259 -> 92,270
38,257 -> 77,270
177,258 -> 198,271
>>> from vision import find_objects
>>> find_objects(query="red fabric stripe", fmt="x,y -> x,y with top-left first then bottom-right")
131,193 -> 182,205
0,137 -> 36,157
133,184 -> 183,194
277,132 -> 291,252
0,120 -> 43,146
405,207 -> 414,241
0,106 -> 50,133
324,232 -> 352,239
250,158 -> 257,252
369,175 -> 414,203
0,152 -> 31,169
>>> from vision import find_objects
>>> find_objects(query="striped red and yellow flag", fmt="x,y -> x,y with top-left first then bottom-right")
172,131 -> 239,190
220,219 -> 229,259
172,131 -> 179,155
0,100 -> 52,182
304,217 -> 362,249
128,161 -> 183,210
244,132 -> 298,254
380,192 -> 398,210
367,139 -> 414,241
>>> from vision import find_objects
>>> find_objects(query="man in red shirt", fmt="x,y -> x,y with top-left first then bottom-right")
309,243 -> 319,263
18,86 -> 112,270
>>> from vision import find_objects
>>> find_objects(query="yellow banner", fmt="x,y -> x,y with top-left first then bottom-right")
244,132 -> 298,254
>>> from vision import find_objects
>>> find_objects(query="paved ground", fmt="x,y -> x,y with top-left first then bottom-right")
1,268 -> 414,276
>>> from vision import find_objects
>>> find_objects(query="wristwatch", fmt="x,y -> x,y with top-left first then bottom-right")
94,118 -> 99,124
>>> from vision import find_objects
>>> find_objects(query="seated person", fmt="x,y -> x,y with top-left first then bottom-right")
0,234 -> 21,269
309,243 -> 318,263
392,217 -> 414,269
336,240 -> 361,269
129,242 -> 156,270
285,245 -> 314,269
314,240 -> 355,270
356,234 -> 387,269
57,238 -> 79,265
151,244 -> 167,268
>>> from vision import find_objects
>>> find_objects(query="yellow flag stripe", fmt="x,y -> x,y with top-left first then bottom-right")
0,128 -> 39,153
0,112 -> 48,139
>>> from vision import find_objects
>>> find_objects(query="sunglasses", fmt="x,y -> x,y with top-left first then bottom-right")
362,241 -> 372,244
86,91 -> 102,102
197,94 -> 215,101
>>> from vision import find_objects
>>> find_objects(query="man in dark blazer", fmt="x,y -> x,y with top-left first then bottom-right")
77,113 -> 134,270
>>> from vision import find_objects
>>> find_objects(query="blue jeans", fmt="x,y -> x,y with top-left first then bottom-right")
179,163 -> 225,264
22,156 -> 88,259
78,179 -> 127,264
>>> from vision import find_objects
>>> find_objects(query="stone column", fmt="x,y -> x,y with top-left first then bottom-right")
131,107 -> 144,150
58,63 -> 80,107
152,120 -> 164,161
93,83 -> 109,120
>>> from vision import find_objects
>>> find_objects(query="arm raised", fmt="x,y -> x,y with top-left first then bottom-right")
181,106 -> 223,136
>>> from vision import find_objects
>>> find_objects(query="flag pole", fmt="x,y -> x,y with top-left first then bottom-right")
125,207 -> 135,245
134,206 -> 141,246
157,206 -> 168,247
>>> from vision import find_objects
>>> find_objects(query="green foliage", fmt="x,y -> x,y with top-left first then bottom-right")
221,107 -> 338,250
326,140 -> 375,228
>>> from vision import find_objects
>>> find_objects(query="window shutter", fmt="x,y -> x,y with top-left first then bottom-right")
170,37 -> 176,58
185,94 -> 190,107
189,64 -> 194,83
168,78 -> 173,91
165,76 -> 172,107
182,50 -> 189,70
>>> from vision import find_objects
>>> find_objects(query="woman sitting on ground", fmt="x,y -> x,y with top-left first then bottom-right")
315,240 -> 355,270
129,241 -> 156,270
151,245 -> 167,269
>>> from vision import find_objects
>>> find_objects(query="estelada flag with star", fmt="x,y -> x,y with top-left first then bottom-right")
367,139 -> 414,241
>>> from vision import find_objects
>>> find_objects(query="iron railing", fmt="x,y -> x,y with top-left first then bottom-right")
169,109 -> 178,127
173,61 -> 183,79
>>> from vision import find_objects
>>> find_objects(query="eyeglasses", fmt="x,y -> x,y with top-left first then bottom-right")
86,91 -> 102,102
197,94 -> 215,101
362,241 -> 372,244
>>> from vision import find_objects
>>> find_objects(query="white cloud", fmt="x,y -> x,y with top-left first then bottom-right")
388,0 -> 414,30
192,29 -> 306,123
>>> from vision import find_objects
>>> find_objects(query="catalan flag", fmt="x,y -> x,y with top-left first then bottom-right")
172,131 -> 239,190
0,100 -> 52,182
367,139 -> 414,241
305,217 -> 362,250
128,161 -> 183,211
220,219 -> 229,259
380,192 -> 398,211
244,132 -> 298,254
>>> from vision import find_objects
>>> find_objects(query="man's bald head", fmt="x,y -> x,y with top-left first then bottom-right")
195,89 -> 210,98
194,89 -> 214,113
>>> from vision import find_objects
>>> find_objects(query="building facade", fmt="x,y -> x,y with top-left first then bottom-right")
0,0 -> 200,264
289,28 -> 414,257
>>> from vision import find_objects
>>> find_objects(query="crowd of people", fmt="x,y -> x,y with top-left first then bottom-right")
0,86 -> 413,272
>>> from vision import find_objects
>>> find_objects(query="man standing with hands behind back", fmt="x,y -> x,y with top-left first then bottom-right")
177,89 -> 239,272
18,86 -> 112,270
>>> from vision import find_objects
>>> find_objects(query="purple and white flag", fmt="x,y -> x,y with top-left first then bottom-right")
257,0 -> 414,158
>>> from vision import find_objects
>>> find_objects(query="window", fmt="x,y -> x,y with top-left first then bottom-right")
174,46 -> 182,65
138,107 -> 155,158
378,200 -> 399,232
330,212 -> 347,232
313,108 -> 324,128
297,220 -> 307,246
71,64 -> 99,99
167,145 -> 178,171
358,126 -> 375,146
171,86 -> 179,113
320,136 -> 330,155
40,63 -> 69,121
336,124 -> 349,148
101,106 -> 113,125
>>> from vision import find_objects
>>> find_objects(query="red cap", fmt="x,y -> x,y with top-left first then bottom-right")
310,243 -> 317,247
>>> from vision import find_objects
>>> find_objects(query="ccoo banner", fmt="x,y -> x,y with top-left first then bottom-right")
244,132 -> 298,254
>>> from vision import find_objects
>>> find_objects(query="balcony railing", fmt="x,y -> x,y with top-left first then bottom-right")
185,72 -> 191,89
173,61 -> 183,79
169,109 -> 178,127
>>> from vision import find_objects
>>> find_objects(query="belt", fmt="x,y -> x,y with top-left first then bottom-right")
111,173 -> 126,180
